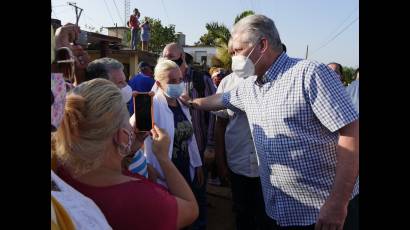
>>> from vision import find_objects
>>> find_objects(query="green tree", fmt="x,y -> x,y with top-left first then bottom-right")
122,17 -> 176,53
234,10 -> 255,24
197,32 -> 217,46
147,17 -> 177,54
342,67 -> 356,86
197,10 -> 255,70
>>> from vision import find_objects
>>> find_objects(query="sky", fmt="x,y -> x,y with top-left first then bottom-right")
51,0 -> 359,68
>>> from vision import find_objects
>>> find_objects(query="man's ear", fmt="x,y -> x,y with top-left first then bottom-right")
260,38 -> 268,53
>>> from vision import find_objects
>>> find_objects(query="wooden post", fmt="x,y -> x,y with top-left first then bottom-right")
305,45 -> 309,59
129,51 -> 138,79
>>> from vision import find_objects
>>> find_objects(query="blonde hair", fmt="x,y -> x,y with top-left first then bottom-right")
53,79 -> 130,176
154,57 -> 179,82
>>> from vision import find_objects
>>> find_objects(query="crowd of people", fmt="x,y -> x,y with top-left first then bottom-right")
51,10 -> 359,230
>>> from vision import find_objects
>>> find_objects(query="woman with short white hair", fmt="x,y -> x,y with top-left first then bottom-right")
144,58 -> 204,189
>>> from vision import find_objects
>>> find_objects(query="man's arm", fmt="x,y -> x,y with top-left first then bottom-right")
316,119 -> 359,230
180,93 -> 225,111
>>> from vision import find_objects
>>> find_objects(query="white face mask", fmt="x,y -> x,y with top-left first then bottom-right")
231,43 -> 263,78
121,85 -> 133,103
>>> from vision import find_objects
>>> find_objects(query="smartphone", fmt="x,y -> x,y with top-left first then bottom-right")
133,93 -> 154,132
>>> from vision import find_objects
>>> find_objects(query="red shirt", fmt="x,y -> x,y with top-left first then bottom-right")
57,167 -> 178,230
129,15 -> 139,29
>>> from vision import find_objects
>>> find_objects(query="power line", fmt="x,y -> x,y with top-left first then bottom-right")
310,17 -> 358,56
124,0 -> 130,26
84,13 -> 99,27
249,0 -> 254,11
112,0 -> 123,24
102,0 -> 116,25
315,6 -> 358,49
52,4 -> 69,8
53,8 -> 73,17
160,0 -> 169,22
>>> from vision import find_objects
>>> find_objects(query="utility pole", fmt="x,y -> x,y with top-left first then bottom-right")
68,2 -> 83,26
305,45 -> 309,59
124,0 -> 130,27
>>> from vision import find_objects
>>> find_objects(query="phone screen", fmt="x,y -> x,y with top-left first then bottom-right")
133,93 -> 153,131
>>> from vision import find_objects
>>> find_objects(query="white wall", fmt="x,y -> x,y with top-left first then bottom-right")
183,46 -> 217,66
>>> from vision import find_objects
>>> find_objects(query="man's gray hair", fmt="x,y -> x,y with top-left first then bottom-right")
232,14 -> 282,52
86,57 -> 124,81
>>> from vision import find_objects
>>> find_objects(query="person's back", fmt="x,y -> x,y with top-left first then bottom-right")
128,63 -> 155,114
129,73 -> 155,92
56,167 -> 177,230
51,170 -> 113,230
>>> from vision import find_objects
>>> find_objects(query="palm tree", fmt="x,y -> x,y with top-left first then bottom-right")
205,10 -> 255,70
234,10 -> 255,24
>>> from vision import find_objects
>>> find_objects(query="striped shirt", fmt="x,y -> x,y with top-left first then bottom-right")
128,149 -> 148,178
183,67 -> 216,154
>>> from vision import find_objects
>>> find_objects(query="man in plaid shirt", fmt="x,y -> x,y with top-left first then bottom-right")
181,15 -> 359,230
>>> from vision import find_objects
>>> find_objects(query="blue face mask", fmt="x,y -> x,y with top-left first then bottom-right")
164,82 -> 184,99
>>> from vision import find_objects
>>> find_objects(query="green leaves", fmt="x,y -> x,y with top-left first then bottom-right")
234,10 -> 255,24
147,17 -> 177,54
197,10 -> 255,70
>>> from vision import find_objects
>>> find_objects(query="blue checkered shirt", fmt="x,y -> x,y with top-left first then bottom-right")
222,52 -> 359,226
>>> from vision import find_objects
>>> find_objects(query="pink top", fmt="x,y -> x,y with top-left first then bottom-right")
57,167 -> 178,230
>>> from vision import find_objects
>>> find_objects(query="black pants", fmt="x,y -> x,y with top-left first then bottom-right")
230,170 -> 276,230
276,195 -> 359,230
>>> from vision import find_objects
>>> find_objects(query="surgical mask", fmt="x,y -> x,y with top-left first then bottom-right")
164,82 -> 184,99
121,85 -> 133,103
231,43 -> 264,78
51,73 -> 67,131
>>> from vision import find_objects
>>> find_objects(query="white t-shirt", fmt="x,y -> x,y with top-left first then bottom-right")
51,170 -> 112,230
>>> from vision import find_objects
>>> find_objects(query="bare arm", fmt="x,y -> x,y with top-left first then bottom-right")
150,125 -> 199,229
316,119 -> 359,230
180,93 -> 225,111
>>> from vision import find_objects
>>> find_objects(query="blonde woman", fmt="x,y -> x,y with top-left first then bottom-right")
53,79 -> 198,230
143,58 -> 204,189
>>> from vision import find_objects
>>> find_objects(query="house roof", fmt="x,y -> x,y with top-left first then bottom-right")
183,45 -> 216,48
104,26 -> 129,30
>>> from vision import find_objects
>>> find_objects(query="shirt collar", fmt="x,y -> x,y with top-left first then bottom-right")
260,52 -> 288,84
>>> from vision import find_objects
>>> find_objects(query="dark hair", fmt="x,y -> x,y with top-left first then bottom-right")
328,62 -> 343,76
184,52 -> 194,66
